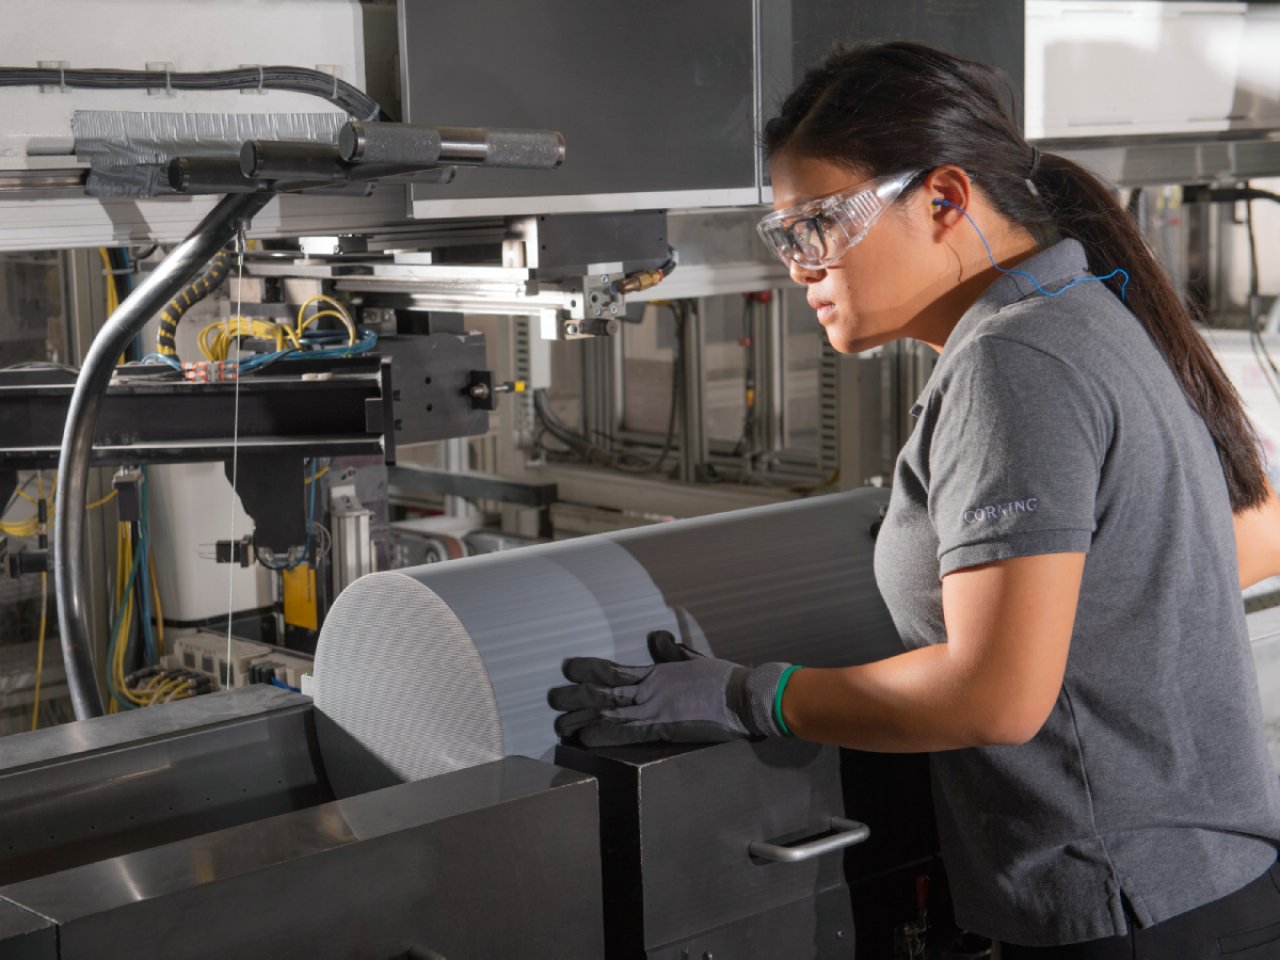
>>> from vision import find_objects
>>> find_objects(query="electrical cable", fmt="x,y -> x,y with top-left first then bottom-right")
157,250 -> 232,361
198,316 -> 302,360
85,490 -> 118,510
532,300 -> 687,475
296,295 -> 356,345
0,65 -> 384,120
106,522 -> 146,710
148,550 -> 164,659
933,200 -> 1130,300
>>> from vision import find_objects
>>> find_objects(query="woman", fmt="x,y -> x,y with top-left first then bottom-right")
549,42 -> 1280,955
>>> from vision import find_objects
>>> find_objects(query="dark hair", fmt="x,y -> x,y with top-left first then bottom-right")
765,41 -> 1267,513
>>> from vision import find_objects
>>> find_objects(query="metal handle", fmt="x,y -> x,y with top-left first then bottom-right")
748,818 -> 870,863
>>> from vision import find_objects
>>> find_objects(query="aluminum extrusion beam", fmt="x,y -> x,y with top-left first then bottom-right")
388,463 -> 558,507
313,487 -> 898,796
54,191 -> 273,720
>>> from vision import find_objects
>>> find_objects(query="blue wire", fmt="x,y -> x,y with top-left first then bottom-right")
933,200 -> 1129,301
119,248 -> 143,362
142,352 -> 183,369
106,532 -> 146,710
269,677 -> 302,693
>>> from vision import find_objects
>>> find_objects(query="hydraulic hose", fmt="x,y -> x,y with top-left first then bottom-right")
156,250 -> 231,361
55,191 -> 274,719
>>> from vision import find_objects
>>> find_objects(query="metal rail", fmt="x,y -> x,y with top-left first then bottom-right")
54,192 -> 273,719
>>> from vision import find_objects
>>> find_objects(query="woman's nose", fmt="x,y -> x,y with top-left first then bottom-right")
788,261 -> 825,285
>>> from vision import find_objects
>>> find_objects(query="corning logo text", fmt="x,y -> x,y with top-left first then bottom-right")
963,499 -> 1038,523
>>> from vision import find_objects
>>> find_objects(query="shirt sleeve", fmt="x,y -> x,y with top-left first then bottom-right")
927,335 -> 1103,577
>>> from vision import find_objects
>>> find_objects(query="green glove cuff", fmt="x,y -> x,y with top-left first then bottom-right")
774,665 -> 804,738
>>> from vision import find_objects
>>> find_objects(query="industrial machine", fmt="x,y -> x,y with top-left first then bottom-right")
3,2 -> 1280,958
0,489 -> 901,960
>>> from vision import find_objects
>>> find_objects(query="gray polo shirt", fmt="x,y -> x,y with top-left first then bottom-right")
874,239 -> 1280,946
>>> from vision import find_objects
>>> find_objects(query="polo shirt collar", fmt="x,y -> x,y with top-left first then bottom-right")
910,239 -> 1090,417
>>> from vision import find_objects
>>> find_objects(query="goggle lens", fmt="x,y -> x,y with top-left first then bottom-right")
787,217 -> 827,265
757,171 -> 917,269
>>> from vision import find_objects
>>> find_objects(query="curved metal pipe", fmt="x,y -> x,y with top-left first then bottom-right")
55,192 -> 274,719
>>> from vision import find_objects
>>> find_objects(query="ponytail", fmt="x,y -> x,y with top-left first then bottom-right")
765,41 -> 1267,512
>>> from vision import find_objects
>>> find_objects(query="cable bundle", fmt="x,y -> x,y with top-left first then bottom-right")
157,251 -> 231,360
106,468 -> 168,712
0,65 -> 384,120
121,665 -> 211,706
150,292 -> 377,378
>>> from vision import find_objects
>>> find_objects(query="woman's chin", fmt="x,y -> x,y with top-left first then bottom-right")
824,326 -> 871,355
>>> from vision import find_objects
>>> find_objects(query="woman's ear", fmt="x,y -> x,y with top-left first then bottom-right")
923,166 -> 974,241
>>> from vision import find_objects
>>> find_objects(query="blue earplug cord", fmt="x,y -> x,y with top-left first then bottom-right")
933,199 -> 1129,300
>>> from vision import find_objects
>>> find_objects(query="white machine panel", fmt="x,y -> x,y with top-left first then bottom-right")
147,462 -> 272,622
1026,1 -> 1280,140
0,0 -> 365,168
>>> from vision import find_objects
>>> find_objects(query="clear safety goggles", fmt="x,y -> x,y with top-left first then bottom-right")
756,171 -> 919,270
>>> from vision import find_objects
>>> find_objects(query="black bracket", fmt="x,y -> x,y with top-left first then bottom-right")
224,455 -> 306,553
9,548 -> 49,578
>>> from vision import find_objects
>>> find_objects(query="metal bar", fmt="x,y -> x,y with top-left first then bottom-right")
388,463 -> 557,507
680,300 -> 705,483
748,818 -> 870,863
54,192 -> 274,720
0,368 -> 385,470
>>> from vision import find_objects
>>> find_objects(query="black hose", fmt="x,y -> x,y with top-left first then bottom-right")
55,192 -> 274,719
532,300 -> 686,475
0,66 -> 385,120
156,250 -> 232,361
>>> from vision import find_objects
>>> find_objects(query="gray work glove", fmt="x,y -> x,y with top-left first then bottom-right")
548,630 -> 794,747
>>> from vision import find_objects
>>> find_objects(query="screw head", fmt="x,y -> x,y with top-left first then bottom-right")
566,323 -> 579,335
593,306 -> 602,317
600,274 -> 609,283
609,303 -> 619,314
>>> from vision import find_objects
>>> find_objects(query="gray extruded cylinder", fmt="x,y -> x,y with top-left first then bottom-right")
338,121 -> 565,169
312,488 -> 900,798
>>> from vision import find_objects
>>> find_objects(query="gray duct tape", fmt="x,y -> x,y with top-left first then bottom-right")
72,111 -> 347,197
313,488 -> 899,791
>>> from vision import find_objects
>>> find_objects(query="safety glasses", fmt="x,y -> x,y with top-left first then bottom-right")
756,171 -> 919,270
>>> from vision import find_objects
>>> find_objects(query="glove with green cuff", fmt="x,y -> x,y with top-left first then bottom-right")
549,629 -> 802,748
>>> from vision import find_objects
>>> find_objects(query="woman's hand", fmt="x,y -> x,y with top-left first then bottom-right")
549,630 -> 793,747
782,552 -> 1086,752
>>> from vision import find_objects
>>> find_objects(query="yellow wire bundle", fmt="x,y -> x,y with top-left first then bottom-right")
194,295 -> 355,364
198,317 -> 302,362
297,295 -> 356,345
